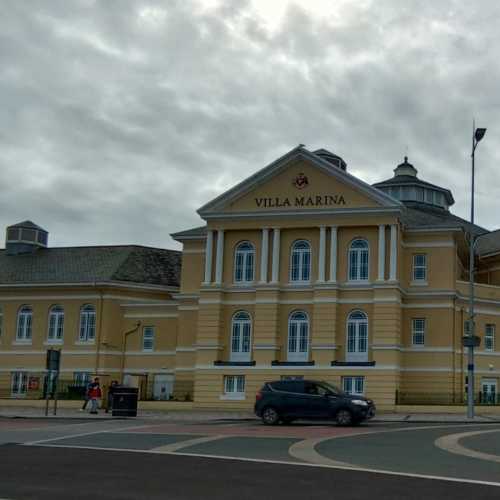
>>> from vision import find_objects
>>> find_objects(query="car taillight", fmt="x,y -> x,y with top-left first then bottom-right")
256,391 -> 263,401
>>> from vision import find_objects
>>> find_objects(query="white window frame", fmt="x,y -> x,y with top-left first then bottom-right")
221,375 -> 245,400
142,326 -> 155,352
79,305 -> 96,342
287,311 -> 309,362
230,311 -> 252,362
16,305 -> 33,342
47,305 -> 64,342
485,324 -> 495,352
412,318 -> 426,346
348,239 -> 369,281
346,310 -> 368,362
343,376 -> 365,396
289,240 -> 311,283
412,254 -> 427,282
74,372 -> 91,387
11,371 -> 28,397
233,241 -> 255,283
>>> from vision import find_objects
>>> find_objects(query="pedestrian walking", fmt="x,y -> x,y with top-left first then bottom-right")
106,380 -> 119,413
80,379 -> 93,411
88,377 -> 102,414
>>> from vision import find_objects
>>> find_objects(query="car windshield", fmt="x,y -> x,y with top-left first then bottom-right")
317,381 -> 344,395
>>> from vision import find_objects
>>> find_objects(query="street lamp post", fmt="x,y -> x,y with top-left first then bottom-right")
467,124 -> 487,419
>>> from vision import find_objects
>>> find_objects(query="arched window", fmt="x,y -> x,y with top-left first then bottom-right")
290,240 -> 311,282
348,239 -> 369,281
288,311 -> 309,362
48,305 -> 64,341
230,311 -> 252,361
79,305 -> 96,342
346,310 -> 368,362
234,242 -> 255,283
16,305 -> 33,341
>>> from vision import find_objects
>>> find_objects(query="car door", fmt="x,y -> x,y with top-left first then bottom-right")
301,382 -> 331,418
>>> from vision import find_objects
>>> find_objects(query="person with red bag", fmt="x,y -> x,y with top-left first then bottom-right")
88,378 -> 102,414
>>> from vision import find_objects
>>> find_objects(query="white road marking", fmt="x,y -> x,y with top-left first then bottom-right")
288,437 -> 353,467
435,428 -> 500,463
27,442 -> 500,488
151,435 -> 230,453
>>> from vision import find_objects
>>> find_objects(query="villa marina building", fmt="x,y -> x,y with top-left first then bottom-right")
2,146 -> 500,408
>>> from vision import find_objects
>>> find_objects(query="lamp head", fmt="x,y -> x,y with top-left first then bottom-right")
475,127 -> 487,142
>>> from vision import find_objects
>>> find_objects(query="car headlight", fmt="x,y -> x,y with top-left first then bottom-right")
351,399 -> 368,406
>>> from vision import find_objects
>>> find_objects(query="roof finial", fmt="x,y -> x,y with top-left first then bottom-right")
404,155 -> 408,163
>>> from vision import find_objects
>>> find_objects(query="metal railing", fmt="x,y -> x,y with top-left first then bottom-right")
396,391 -> 500,406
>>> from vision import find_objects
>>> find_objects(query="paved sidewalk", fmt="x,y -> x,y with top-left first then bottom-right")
1,405 -> 500,423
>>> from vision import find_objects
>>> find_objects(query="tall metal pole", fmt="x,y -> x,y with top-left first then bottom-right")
467,121 -> 475,419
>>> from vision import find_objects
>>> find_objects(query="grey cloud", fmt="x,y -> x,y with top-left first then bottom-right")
1,0 -> 500,250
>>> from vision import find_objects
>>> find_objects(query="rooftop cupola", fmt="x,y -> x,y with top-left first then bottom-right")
394,156 -> 418,177
313,148 -> 347,171
5,221 -> 48,255
372,157 -> 454,211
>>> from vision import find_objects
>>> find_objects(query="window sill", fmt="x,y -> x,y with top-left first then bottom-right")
220,393 -> 246,401
332,361 -> 375,367
345,280 -> 371,286
214,360 -> 256,366
272,360 -> 315,366
44,340 -> 63,346
12,341 -> 32,346
287,281 -> 311,286
410,281 -> 428,287
74,341 -> 96,346
232,281 -> 255,287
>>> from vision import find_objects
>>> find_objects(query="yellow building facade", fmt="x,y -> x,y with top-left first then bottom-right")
2,147 -> 500,409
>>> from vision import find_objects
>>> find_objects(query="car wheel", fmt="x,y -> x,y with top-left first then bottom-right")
261,407 -> 280,425
335,409 -> 353,426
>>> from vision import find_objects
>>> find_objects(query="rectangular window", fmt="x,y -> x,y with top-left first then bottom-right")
412,318 -> 426,345
223,375 -> 245,399
143,326 -> 155,351
73,372 -> 91,387
342,376 -> 364,396
464,320 -> 472,336
412,254 -> 427,281
485,324 -> 495,352
11,372 -> 28,396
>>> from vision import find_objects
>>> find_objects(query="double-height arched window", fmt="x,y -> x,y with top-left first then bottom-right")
288,311 -> 309,362
346,310 -> 368,362
79,305 -> 96,342
47,305 -> 64,341
16,305 -> 33,341
290,240 -> 311,282
230,311 -> 252,361
234,242 -> 255,283
348,239 -> 369,281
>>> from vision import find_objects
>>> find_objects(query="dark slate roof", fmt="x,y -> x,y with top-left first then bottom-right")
475,230 -> 500,257
171,225 -> 207,240
0,245 -> 181,287
373,175 -> 455,205
9,220 -> 47,231
400,202 -> 487,236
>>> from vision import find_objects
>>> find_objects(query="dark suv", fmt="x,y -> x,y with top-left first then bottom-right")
254,379 -> 375,426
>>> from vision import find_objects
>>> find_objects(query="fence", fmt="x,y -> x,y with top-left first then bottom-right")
395,391 -> 500,406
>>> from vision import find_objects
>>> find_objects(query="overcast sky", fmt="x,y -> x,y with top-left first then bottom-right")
1,0 -> 499,250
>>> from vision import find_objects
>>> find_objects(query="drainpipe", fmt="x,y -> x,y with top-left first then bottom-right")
120,321 -> 141,384
94,285 -> 105,375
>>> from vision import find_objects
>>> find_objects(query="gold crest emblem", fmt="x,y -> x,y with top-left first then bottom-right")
293,173 -> 309,189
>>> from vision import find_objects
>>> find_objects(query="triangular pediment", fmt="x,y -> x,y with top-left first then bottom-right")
198,146 -> 401,218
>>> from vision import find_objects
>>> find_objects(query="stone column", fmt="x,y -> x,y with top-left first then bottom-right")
214,229 -> 224,285
260,228 -> 269,284
378,225 -> 386,281
317,226 -> 326,283
329,226 -> 338,282
389,224 -> 398,281
203,230 -> 213,285
271,228 -> 281,284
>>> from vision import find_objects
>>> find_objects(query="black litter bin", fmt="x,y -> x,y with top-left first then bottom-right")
111,386 -> 138,417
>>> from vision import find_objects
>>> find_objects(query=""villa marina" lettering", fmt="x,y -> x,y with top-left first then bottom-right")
255,195 -> 346,209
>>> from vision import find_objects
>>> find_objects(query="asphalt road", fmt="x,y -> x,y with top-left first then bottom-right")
0,444 -> 499,500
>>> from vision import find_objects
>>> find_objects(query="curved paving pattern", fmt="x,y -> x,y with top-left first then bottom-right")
435,429 -> 500,464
